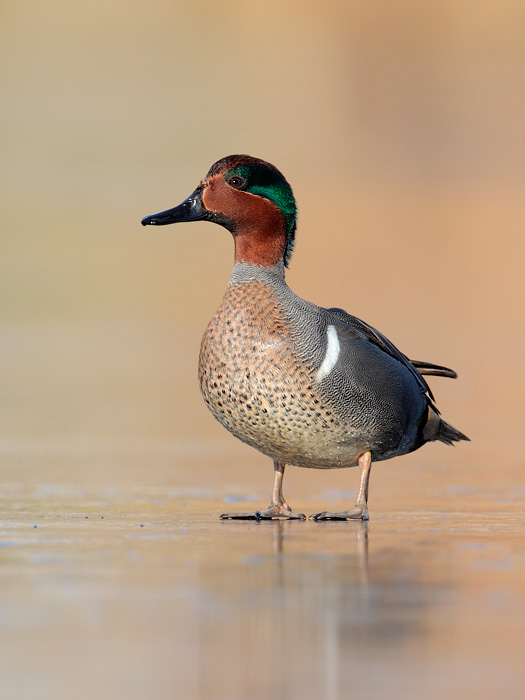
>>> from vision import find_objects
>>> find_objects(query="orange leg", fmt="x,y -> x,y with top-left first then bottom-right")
309,451 -> 372,521
221,460 -> 306,521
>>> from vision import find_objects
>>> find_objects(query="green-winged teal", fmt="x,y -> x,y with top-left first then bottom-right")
142,155 -> 469,521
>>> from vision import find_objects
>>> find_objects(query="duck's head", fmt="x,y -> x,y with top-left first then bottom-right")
142,155 -> 297,268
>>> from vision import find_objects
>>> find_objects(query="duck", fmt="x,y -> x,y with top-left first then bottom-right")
142,155 -> 469,521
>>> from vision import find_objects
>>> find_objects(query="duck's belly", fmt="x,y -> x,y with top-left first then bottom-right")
198,282 -> 367,469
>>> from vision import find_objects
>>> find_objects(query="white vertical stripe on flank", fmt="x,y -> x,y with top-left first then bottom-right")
315,325 -> 340,381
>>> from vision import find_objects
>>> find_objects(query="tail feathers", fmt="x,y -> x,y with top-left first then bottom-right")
410,359 -> 457,379
437,419 -> 470,446
423,406 -> 470,445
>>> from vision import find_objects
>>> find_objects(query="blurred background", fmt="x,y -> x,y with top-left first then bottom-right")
1,2 -> 525,699
1,0 -> 523,488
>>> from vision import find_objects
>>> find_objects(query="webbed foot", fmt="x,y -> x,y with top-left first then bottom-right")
221,460 -> 306,521
309,505 -> 369,521
221,505 -> 306,521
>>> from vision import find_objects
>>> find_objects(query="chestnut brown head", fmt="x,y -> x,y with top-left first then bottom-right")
142,155 -> 297,268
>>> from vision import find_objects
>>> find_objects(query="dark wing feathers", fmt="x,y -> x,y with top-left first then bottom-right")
326,307 -> 456,405
409,360 -> 457,378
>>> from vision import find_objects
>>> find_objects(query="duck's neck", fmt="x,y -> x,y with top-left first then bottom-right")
231,196 -> 289,268
233,209 -> 286,267
229,260 -> 286,285
233,229 -> 287,268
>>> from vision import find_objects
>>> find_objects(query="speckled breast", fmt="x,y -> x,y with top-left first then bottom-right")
198,280 -> 362,468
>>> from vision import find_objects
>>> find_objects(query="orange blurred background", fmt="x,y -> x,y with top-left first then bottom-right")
1,0 -> 524,488
1,4 -> 524,700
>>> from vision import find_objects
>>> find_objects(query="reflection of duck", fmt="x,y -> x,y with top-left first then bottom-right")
269,520 -> 369,592
142,155 -> 469,520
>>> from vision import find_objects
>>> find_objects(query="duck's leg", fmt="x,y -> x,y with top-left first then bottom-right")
221,460 -> 306,520
309,451 -> 372,521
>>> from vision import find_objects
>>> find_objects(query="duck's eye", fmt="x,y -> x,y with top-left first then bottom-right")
228,176 -> 245,188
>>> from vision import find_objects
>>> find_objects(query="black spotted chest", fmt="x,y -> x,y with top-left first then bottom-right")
197,281 -> 345,466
